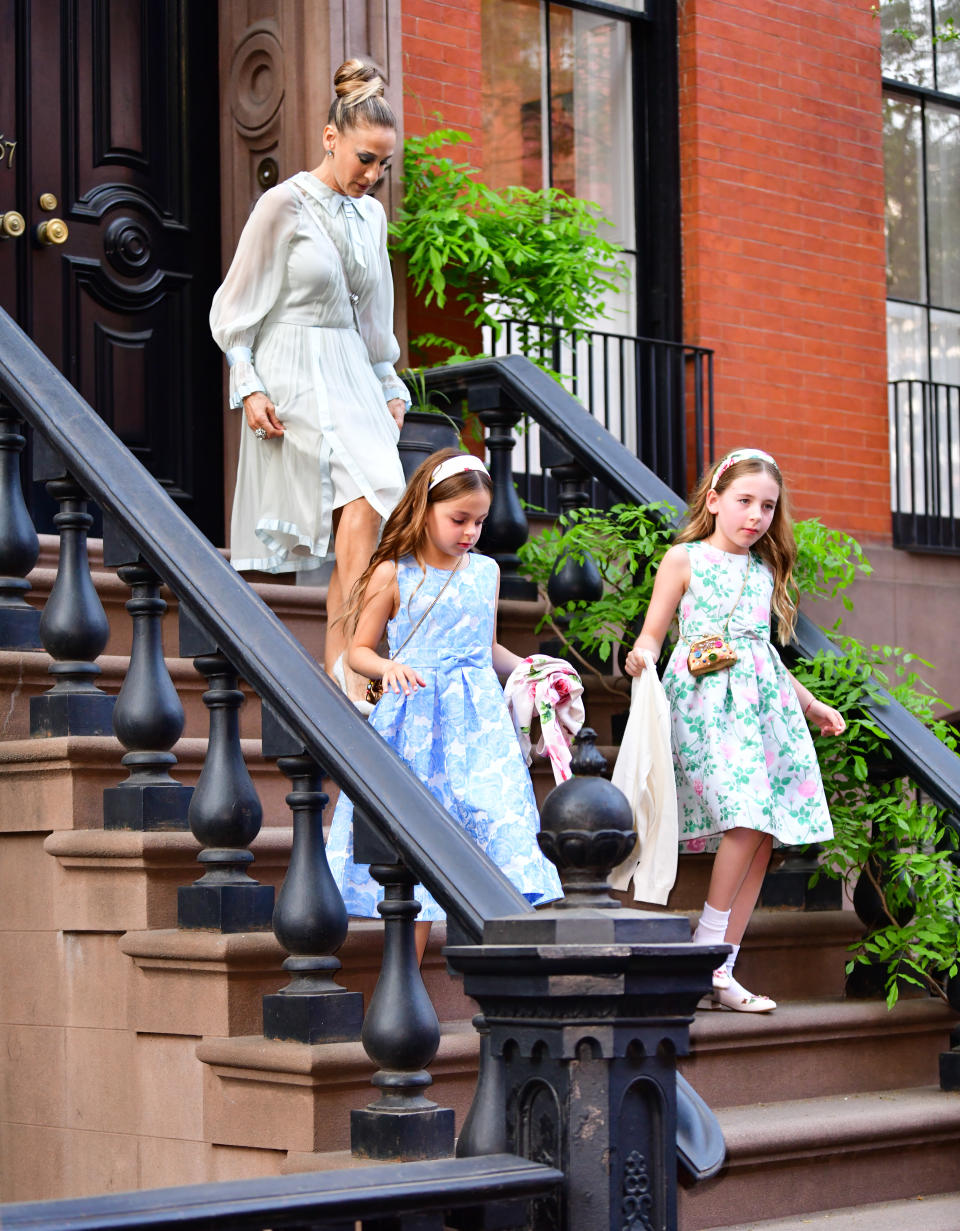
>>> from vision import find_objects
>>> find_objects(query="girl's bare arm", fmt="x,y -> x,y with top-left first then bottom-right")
347,562 -> 426,696
624,545 -> 690,676
490,567 -> 523,676
788,674 -> 846,736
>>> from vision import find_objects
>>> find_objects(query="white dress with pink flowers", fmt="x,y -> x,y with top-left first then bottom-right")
663,541 -> 833,847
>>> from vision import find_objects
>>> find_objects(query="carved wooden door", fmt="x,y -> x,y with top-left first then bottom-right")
0,0 -> 223,541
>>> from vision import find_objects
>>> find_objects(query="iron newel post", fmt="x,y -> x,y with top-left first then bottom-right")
445,771 -> 725,1231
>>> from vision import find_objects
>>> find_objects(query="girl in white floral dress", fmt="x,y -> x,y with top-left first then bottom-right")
325,448 -> 563,960
625,450 -> 845,1013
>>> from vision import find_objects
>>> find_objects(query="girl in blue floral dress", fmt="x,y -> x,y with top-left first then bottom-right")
625,449 -> 845,1013
325,448 -> 563,951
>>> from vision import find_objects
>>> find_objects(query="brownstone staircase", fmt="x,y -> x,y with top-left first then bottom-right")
3,538 -> 960,1229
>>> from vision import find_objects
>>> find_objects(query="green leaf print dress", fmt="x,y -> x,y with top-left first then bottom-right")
664,541 -> 833,849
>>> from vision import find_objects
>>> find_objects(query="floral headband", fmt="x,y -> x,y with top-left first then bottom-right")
429,454 -> 489,489
711,449 -> 779,490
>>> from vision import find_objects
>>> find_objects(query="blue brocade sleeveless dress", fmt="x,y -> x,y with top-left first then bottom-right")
324,552 -> 563,919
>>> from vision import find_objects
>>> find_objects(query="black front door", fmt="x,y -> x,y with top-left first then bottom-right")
0,0 -> 223,542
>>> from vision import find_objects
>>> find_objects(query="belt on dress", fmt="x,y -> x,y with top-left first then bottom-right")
403,650 -> 491,672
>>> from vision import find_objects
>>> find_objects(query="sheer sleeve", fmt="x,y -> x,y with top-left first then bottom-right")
357,202 -> 411,407
210,185 -> 301,409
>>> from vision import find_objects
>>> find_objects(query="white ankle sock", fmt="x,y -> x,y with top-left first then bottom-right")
692,902 -> 731,947
723,943 -> 740,977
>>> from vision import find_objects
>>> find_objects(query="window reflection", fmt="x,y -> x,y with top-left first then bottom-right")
888,301 -> 929,379
882,0 -> 933,86
884,94 -> 925,302
481,0 -> 635,273
934,0 -> 960,93
926,102 -> 960,309
931,306 -> 960,380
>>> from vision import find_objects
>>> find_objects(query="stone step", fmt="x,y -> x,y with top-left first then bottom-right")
682,995 -> 958,1109
670,908 -> 861,1002
678,1086 -> 960,1230
707,1190 -> 960,1230
28,536 -> 329,663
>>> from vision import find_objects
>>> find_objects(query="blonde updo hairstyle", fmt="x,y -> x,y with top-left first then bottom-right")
343,448 -> 493,632
328,58 -> 397,133
677,453 -> 799,644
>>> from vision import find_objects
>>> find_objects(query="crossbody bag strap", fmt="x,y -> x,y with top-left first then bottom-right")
719,551 -> 751,636
680,551 -> 751,646
296,186 -> 362,326
388,554 -> 464,663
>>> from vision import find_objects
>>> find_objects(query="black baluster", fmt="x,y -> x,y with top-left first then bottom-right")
102,520 -> 191,830
940,1023 -> 960,1091
846,842 -> 915,998
351,812 -> 455,1162
29,448 -> 114,736
176,606 -> 273,932
569,726 -> 609,778
455,1015 -> 506,1158
539,430 -> 603,611
471,384 -> 535,600
260,705 -> 363,1043
761,843 -> 841,910
0,405 -> 41,650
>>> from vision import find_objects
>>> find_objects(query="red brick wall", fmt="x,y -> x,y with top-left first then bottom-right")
401,0 -> 483,144
400,0 -> 484,363
678,0 -> 890,539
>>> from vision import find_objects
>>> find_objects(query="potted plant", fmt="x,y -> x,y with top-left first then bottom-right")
389,128 -> 627,371
396,366 -> 466,481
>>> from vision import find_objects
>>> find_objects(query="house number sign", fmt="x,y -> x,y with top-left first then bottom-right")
0,135 -> 17,168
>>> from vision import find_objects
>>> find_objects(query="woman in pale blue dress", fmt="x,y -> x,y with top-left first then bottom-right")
325,449 -> 562,941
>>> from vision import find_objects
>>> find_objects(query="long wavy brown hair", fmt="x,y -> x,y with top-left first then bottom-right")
676,454 -> 798,644
342,447 -> 493,632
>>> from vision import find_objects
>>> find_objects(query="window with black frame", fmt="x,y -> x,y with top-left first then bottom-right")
475,0 -> 695,500
883,0 -> 960,549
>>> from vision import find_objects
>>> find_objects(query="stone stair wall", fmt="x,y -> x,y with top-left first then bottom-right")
3,539 -> 960,1226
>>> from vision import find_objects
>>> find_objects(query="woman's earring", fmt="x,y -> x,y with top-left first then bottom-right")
326,148 -> 334,157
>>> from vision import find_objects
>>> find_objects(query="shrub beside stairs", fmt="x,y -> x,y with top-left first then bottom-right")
2,539 -> 960,1229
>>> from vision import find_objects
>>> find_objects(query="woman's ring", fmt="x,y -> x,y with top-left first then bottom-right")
254,427 -> 267,440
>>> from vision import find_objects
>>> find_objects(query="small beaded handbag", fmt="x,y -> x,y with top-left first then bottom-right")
684,553 -> 751,677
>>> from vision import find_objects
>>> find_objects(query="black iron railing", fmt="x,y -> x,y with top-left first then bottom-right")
0,1155 -> 564,1230
0,311 -> 725,1229
889,378 -> 960,554
482,318 -> 714,504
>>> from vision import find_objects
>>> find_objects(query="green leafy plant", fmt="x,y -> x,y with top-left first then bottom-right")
793,517 -> 874,606
519,503 -> 960,1005
792,635 -> 960,1006
389,128 -> 628,367
516,503 -> 677,673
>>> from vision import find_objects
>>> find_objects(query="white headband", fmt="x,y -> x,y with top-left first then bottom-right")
429,454 -> 489,489
711,449 -> 779,489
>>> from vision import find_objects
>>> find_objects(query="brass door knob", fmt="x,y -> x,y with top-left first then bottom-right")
38,192 -> 58,211
0,210 -> 25,239
36,218 -> 68,246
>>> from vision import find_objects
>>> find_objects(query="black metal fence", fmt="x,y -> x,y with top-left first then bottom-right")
889,378 -> 960,553
481,319 -> 714,507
